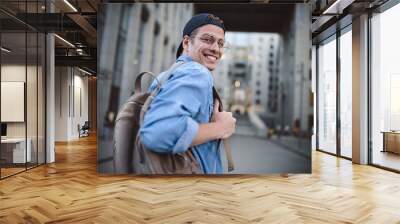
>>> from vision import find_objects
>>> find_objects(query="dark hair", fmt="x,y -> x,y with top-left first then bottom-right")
187,27 -> 200,44
180,28 -> 200,51
189,27 -> 200,38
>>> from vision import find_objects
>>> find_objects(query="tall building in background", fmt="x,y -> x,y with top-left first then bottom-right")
98,3 -> 194,172
278,4 -> 312,136
99,3 -> 194,110
213,32 -> 280,120
248,33 -> 280,121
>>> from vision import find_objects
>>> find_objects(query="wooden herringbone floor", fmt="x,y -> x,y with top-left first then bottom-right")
1,134 -> 400,223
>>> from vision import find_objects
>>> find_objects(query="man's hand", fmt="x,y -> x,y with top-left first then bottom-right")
212,100 -> 236,139
190,100 -> 236,147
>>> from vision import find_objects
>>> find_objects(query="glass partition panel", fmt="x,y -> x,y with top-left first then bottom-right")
38,32 -> 45,165
27,30 -> 38,169
371,3 -> 400,171
339,28 -> 352,158
0,0 -> 46,179
1,30 -> 27,177
317,36 -> 337,154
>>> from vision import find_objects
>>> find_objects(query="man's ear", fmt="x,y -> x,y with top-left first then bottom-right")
182,36 -> 190,51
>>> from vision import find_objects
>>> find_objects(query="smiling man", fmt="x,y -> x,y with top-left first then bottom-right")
139,13 -> 236,174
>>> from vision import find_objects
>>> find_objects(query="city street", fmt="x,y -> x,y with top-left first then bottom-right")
221,116 -> 311,174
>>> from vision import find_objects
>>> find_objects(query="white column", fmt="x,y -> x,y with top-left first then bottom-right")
352,14 -> 369,164
46,33 -> 55,163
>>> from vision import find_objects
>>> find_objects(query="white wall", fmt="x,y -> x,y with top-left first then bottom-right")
1,82 -> 25,122
72,73 -> 89,138
1,65 -> 41,137
1,63 -> 46,164
1,65 -> 26,140
1,66 -> 26,130
55,67 -> 89,141
55,67 -> 68,141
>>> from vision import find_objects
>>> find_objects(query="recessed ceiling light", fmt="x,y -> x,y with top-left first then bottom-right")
78,67 -> 93,76
322,0 -> 353,15
63,0 -> 78,12
54,34 -> 75,48
1,47 -> 11,53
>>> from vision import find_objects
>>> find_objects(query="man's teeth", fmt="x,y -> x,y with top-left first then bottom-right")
206,55 -> 217,60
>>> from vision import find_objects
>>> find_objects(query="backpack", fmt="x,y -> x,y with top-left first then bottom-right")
112,62 -> 234,174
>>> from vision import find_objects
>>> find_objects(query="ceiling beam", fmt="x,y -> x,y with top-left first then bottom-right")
194,4 -> 294,34
67,13 -> 97,46
55,55 -> 96,71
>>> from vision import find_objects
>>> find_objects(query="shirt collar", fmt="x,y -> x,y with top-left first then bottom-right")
176,54 -> 193,62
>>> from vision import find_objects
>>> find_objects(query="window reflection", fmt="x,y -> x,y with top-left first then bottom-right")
340,29 -> 352,158
371,4 -> 400,171
0,1 -> 46,179
318,36 -> 337,155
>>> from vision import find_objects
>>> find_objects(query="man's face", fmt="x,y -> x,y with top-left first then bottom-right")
182,24 -> 225,71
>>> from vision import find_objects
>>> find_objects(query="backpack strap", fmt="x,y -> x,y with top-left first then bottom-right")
139,61 -> 186,126
134,71 -> 160,94
213,87 -> 235,172
223,139 -> 234,172
159,61 -> 186,86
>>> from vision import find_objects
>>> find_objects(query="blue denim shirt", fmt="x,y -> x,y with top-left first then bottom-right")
139,55 -> 223,174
